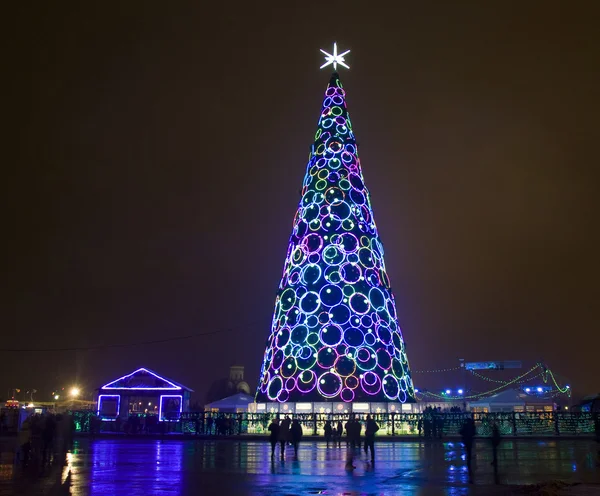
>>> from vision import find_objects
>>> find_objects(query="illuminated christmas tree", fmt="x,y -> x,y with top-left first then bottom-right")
256,47 -> 415,404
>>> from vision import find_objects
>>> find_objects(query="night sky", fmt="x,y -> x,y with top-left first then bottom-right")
3,2 -> 599,402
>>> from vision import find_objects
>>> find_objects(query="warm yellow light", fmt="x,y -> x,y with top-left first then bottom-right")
70,387 -> 81,397
54,395 -> 60,400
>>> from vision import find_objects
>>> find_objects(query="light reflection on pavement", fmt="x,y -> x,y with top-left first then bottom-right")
2,438 -> 599,495
62,439 -> 600,495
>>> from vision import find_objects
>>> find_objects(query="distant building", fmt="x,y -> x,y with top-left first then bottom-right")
205,365 -> 251,404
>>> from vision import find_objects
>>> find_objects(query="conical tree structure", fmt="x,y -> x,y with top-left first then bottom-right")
256,73 -> 415,404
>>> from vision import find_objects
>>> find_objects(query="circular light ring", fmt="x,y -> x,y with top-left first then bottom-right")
382,375 -> 399,400
328,157 -> 342,170
338,178 -> 351,191
321,118 -> 333,129
392,357 -> 404,378
330,106 -> 343,117
307,252 -> 321,264
315,179 -> 328,191
297,370 -> 317,393
349,292 -> 370,315
306,332 -> 319,346
358,247 -> 375,268
329,303 -> 351,325
349,189 -> 366,206
398,389 -> 408,403
317,372 -> 343,398
319,284 -> 343,307
322,217 -> 342,233
281,357 -> 297,378
338,233 -> 359,253
368,287 -> 386,311
279,288 -> 296,311
325,187 -> 344,205
316,346 -> 337,369
325,87 -> 337,97
302,203 -> 319,223
348,173 -> 364,190
291,247 -> 306,266
329,201 -> 351,220
376,348 -> 392,370
319,324 -> 343,347
364,332 -> 376,347
336,125 -> 348,135
272,349 -> 285,370
275,327 -> 291,349
322,245 -> 345,266
278,389 -> 290,402
345,375 -> 359,389
301,264 -> 322,286
334,355 -> 356,377
267,375 -> 284,400
317,311 -> 330,325
328,171 -> 340,184
317,168 -> 329,180
324,267 -> 342,284
290,325 -> 308,345
343,326 -> 364,347
306,314 -> 319,328
340,388 -> 354,402
375,324 -> 392,346
331,96 -> 344,106
361,372 -> 382,395
285,377 -> 297,391
335,116 -> 346,126
340,263 -> 362,284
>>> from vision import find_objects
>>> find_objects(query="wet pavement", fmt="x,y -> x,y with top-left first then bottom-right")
2,438 -> 599,495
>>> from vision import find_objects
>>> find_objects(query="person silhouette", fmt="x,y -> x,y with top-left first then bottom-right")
364,415 -> 379,462
460,417 -> 476,483
268,417 -> 280,459
324,420 -> 333,447
290,419 -> 303,457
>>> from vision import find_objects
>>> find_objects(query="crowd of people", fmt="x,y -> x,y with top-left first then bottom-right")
16,413 -> 75,468
268,414 -> 380,464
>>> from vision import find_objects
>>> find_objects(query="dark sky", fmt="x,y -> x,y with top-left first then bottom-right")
3,2 -> 599,402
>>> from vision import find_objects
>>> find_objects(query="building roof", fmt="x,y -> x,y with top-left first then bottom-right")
204,392 -> 255,411
99,367 -> 193,392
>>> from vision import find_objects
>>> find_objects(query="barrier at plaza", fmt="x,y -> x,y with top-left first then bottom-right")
71,411 -> 598,437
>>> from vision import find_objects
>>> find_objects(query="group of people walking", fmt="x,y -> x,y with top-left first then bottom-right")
268,416 -> 304,459
268,415 -> 380,462
17,413 -> 74,468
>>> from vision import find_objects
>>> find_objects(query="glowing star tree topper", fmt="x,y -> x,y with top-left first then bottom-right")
320,42 -> 350,71
255,68 -> 415,405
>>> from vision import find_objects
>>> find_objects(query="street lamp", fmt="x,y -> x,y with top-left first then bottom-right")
70,387 -> 81,398
54,395 -> 60,400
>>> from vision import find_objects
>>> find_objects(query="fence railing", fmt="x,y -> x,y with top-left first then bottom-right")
71,411 -> 599,438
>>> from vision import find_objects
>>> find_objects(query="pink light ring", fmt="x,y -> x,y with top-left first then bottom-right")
360,372 -> 382,396
331,96 -> 344,106
315,157 -> 328,169
335,116 -> 346,126
341,151 -> 355,164
284,377 -> 297,391
340,388 -> 354,402
325,87 -> 337,97
278,389 -> 290,402
340,262 -> 362,284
